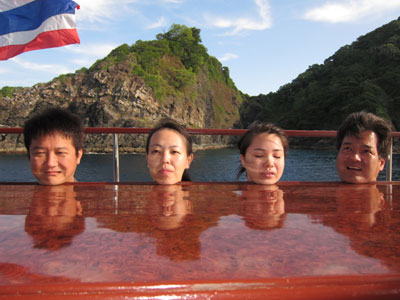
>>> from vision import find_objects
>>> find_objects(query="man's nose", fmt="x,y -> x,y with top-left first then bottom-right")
350,152 -> 362,162
45,152 -> 58,167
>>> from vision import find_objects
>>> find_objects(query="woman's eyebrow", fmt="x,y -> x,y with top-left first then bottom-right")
252,148 -> 283,151
149,144 -> 182,149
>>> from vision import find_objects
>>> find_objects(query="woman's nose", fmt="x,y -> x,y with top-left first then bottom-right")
162,151 -> 170,164
264,156 -> 274,167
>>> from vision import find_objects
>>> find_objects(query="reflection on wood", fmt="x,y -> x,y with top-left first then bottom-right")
0,182 -> 399,299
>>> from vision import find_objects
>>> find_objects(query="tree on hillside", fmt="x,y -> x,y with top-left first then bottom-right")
156,24 -> 207,72
240,18 -> 400,130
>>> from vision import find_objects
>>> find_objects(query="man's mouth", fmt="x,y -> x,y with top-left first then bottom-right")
347,166 -> 361,171
45,170 -> 61,175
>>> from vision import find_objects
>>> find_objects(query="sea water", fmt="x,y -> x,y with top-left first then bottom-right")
0,148 -> 398,182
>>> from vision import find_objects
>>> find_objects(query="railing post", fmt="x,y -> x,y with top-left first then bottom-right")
113,133 -> 120,182
113,184 -> 119,214
386,138 -> 393,182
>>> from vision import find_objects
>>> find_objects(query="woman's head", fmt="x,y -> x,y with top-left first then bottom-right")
240,184 -> 286,230
238,122 -> 288,184
146,118 -> 194,184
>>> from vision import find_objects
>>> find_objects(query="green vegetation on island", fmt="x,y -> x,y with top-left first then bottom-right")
86,24 -> 243,128
2,19 -> 400,134
240,18 -> 400,131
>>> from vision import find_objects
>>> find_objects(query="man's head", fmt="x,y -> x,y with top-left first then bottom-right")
24,108 -> 84,185
336,111 -> 392,183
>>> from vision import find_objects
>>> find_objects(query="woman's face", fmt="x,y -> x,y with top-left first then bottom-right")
148,185 -> 192,230
146,128 -> 193,184
241,184 -> 285,229
240,133 -> 285,184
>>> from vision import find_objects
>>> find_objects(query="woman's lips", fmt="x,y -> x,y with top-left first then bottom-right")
159,169 -> 173,175
260,172 -> 275,178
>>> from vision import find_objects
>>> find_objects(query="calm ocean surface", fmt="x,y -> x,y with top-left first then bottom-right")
0,148 -> 398,182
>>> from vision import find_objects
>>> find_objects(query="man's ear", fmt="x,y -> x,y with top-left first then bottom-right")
76,149 -> 83,165
379,157 -> 386,172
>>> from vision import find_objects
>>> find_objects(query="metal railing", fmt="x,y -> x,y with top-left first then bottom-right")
1,128 -> 398,182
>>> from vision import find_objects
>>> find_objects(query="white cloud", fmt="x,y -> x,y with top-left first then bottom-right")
218,53 -> 239,62
206,0 -> 272,35
0,79 -> 37,88
64,43 -> 118,68
65,43 -> 117,58
303,0 -> 400,23
161,0 -> 184,3
70,58 -> 95,67
147,16 -> 168,29
11,58 -> 72,74
75,0 -> 138,23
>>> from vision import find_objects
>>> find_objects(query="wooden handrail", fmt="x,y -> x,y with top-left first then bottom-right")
1,127 -> 399,137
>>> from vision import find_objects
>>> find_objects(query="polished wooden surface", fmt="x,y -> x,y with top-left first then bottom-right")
0,182 -> 400,299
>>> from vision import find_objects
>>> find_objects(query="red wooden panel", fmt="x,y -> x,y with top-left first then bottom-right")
0,182 -> 400,298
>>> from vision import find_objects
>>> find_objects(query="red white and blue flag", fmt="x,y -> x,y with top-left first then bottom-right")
0,0 -> 80,60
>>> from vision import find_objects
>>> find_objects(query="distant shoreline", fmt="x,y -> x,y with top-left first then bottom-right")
1,136 -> 398,154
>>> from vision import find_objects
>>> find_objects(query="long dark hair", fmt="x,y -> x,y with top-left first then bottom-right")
237,121 -> 288,180
146,118 -> 193,181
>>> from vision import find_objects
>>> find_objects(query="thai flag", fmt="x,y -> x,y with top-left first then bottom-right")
0,0 -> 80,60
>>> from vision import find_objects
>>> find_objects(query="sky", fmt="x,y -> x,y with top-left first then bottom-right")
1,0 -> 400,96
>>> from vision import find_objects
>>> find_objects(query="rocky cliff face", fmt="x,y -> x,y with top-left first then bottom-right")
0,52 -> 242,153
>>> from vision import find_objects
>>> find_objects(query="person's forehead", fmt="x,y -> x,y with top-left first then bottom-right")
249,133 -> 283,149
31,132 -> 75,146
343,130 -> 378,146
342,131 -> 378,149
150,128 -> 185,146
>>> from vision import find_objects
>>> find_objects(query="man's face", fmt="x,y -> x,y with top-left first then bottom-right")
29,132 -> 82,185
336,130 -> 385,183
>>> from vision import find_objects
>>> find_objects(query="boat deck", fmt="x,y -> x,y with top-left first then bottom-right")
1,181 -> 400,299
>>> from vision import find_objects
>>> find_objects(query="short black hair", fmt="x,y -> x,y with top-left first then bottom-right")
336,111 -> 392,158
24,107 -> 84,156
